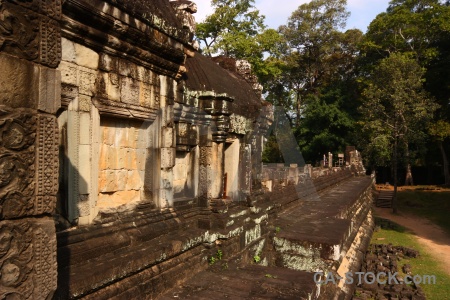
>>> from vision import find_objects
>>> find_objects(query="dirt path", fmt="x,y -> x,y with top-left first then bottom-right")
374,206 -> 450,276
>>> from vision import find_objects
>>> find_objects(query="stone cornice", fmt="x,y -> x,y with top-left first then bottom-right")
62,0 -> 191,78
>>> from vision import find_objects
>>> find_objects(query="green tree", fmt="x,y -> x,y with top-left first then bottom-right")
360,52 -> 438,213
428,120 -> 450,185
361,0 -> 450,184
196,0 -> 284,79
277,0 -> 353,126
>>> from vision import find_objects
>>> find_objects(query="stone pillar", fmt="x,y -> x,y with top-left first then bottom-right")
0,0 -> 61,297
58,38 -> 98,224
158,76 -> 176,207
198,125 -> 212,207
328,152 -> 333,169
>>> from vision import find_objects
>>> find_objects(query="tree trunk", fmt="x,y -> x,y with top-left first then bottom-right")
393,135 -> 398,214
439,141 -> 450,186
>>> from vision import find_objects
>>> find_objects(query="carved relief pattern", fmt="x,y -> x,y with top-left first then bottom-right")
229,114 -> 247,135
39,17 -> 61,68
39,0 -> 62,20
35,115 -> 58,214
34,226 -> 57,297
78,95 -> 91,112
0,108 -> 57,219
0,107 -> 37,220
0,2 -> 61,67
0,2 -> 40,61
0,220 -> 56,299
78,67 -> 96,96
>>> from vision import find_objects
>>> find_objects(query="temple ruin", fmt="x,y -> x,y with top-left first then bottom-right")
0,0 -> 373,299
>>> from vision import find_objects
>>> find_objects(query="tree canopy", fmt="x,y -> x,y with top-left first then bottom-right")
197,0 -> 450,188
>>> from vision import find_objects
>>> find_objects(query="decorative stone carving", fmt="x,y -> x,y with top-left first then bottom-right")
0,2 -> 61,67
58,61 -> 96,95
0,107 -> 58,219
170,1 -> 197,36
36,114 -> 59,200
175,122 -> 198,151
229,114 -> 248,135
0,218 -> 57,299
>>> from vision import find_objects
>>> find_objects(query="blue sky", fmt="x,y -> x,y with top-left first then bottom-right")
194,0 -> 392,32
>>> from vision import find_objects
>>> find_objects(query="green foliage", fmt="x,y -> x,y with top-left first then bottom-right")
196,0 -> 284,81
209,249 -> 223,265
216,249 -> 223,260
397,189 -> 450,235
253,252 -> 261,263
428,120 -> 450,142
359,52 -> 438,169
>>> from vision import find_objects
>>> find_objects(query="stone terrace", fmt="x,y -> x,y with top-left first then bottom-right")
159,175 -> 374,299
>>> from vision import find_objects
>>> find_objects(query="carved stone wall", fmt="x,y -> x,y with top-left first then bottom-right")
0,0 -> 61,298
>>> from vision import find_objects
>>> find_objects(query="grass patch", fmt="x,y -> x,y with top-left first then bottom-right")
396,190 -> 450,235
372,218 -> 450,300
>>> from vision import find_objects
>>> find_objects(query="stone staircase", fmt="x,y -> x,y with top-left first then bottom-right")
376,190 -> 394,208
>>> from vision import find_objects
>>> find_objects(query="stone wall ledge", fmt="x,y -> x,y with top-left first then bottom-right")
62,0 -> 189,79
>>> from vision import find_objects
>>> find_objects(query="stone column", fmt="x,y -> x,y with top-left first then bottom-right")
158,76 -> 176,208
198,125 -> 212,207
0,0 -> 61,297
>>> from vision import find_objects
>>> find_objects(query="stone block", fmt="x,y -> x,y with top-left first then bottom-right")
97,190 -> 140,208
161,147 -> 175,168
98,170 -> 116,192
120,76 -> 140,105
161,127 -> 174,148
107,73 -> 121,101
38,67 -> 61,114
126,170 -> 142,190
129,149 -> 138,170
161,105 -> 174,127
77,66 -> 96,96
59,61 -> 78,86
78,94 -> 91,112
99,53 -> 118,72
102,124 -> 115,146
140,82 -> 153,108
61,38 -> 99,70
136,149 -> 147,171
115,124 -> 128,148
99,144 -> 108,170
0,53 -> 36,108
116,170 -> 127,191
79,112 -> 91,145
118,148 -> 131,169
0,218 -> 57,299
78,144 -> 91,194
118,58 -> 137,78
105,146 -> 118,170
128,126 -> 137,149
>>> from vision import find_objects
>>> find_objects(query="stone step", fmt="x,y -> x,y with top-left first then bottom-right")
271,177 -> 373,272
159,264 -> 317,300
376,190 -> 393,208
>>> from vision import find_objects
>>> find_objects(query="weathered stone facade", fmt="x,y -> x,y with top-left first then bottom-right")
0,0 -> 373,298
0,0 -> 61,297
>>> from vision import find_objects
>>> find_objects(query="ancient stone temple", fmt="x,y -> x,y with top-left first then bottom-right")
0,1 -> 374,299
